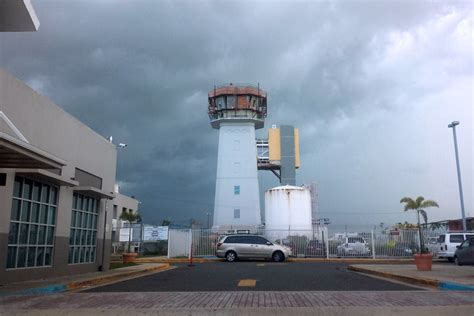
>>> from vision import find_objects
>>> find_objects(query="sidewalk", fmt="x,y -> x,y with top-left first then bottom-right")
348,264 -> 474,290
1,291 -> 474,315
0,263 -> 170,296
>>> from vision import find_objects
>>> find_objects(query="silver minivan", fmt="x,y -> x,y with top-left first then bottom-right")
216,235 -> 292,262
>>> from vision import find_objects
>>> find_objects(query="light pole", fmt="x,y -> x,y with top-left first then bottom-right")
448,121 -> 466,231
206,211 -> 210,229
116,142 -> 127,176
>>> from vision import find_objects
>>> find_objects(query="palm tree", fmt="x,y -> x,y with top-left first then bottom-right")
400,196 -> 439,253
119,211 -> 142,253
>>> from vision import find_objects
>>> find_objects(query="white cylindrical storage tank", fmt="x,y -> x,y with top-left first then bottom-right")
264,185 -> 312,238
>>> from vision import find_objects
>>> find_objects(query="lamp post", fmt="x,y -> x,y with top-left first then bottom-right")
116,142 -> 127,179
448,121 -> 466,231
206,211 -> 210,229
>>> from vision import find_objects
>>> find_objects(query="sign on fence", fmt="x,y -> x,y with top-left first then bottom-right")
119,228 -> 133,242
143,226 -> 169,241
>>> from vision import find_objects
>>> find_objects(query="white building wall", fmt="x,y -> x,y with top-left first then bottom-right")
213,123 -> 261,228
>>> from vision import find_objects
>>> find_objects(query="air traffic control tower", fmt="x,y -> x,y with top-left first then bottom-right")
208,84 -> 267,230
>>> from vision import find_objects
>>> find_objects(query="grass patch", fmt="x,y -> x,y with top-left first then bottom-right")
110,262 -> 140,270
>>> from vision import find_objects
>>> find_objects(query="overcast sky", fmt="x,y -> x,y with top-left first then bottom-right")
1,0 -> 472,230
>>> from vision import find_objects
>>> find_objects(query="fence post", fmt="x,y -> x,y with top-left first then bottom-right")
140,223 -> 144,256
325,229 -> 329,259
188,229 -> 194,266
371,229 -> 376,259
416,230 -> 421,252
167,228 -> 171,259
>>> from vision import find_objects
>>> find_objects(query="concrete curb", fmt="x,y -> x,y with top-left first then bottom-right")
347,265 -> 474,291
438,281 -> 474,291
1,263 -> 171,296
347,265 -> 438,288
288,258 -> 415,264
67,263 -> 171,290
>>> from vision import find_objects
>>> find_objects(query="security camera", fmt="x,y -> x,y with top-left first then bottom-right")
118,143 -> 127,148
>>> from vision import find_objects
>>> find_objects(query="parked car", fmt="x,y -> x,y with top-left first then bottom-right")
391,242 -> 414,257
305,240 -> 326,257
437,233 -> 474,262
454,238 -> 474,266
336,237 -> 371,257
215,235 -> 292,262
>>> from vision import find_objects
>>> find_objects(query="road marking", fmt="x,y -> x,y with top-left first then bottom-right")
238,279 -> 256,287
256,263 -> 265,267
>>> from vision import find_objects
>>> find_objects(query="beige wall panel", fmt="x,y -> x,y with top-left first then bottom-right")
268,128 -> 281,161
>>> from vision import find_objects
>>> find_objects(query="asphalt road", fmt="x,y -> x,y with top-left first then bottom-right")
86,262 -> 422,292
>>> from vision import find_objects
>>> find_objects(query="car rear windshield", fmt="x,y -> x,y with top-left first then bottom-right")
450,234 -> 464,243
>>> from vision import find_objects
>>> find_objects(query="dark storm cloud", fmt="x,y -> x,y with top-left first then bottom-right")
1,0 -> 472,228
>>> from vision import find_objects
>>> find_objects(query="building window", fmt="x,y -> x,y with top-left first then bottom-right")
234,209 -> 240,219
216,96 -> 225,109
113,205 -> 118,219
7,176 -> 58,269
234,185 -> 240,195
68,193 -> 99,264
226,95 -> 236,108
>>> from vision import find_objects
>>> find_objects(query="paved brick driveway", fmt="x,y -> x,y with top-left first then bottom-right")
2,291 -> 474,310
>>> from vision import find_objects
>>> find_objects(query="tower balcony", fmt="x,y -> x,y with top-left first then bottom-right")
208,83 -> 267,129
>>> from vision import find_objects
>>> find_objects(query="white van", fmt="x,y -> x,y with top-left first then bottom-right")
437,233 -> 474,262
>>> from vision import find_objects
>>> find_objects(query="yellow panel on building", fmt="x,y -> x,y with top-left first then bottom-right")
268,127 -> 300,168
268,128 -> 281,161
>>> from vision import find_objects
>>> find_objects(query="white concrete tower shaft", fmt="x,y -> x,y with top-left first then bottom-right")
208,84 -> 267,230
214,123 -> 260,228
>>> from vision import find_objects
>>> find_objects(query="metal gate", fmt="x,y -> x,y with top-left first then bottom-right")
167,229 -> 191,258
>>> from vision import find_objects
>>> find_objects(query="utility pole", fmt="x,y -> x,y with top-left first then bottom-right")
448,121 -> 467,231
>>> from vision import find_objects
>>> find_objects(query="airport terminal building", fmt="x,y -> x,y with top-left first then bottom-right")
0,69 -> 118,284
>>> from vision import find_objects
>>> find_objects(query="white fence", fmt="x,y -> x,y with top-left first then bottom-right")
167,227 -> 457,259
